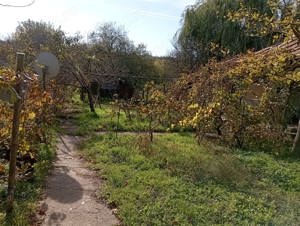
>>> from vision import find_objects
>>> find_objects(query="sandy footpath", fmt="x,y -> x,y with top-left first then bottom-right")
38,135 -> 119,226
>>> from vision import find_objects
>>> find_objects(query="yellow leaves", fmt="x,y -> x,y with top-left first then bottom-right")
290,68 -> 300,82
150,90 -> 164,102
19,141 -> 31,156
0,67 -> 15,82
28,151 -> 35,159
166,37 -> 297,145
277,55 -> 286,63
28,112 -> 36,120
179,119 -> 189,127
35,100 -> 43,108
188,103 -> 199,109
191,112 -> 201,127
0,66 -> 58,161
0,164 -> 5,175
228,0 -> 299,40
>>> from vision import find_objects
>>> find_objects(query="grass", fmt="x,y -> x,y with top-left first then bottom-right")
68,95 -> 193,136
0,141 -> 56,225
71,103 -> 168,136
80,132 -> 300,225
68,98 -> 300,224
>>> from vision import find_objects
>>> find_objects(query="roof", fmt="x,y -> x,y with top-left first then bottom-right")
257,38 -> 300,56
221,38 -> 300,66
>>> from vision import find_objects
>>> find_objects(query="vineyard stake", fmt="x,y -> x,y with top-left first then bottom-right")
41,66 -> 47,142
6,53 -> 25,214
42,65 -> 48,91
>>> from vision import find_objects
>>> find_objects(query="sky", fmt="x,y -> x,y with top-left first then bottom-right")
0,0 -> 196,56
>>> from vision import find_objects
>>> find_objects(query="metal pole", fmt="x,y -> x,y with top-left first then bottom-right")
6,53 -> 25,214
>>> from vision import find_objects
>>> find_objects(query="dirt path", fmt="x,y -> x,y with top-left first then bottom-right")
39,135 -> 119,226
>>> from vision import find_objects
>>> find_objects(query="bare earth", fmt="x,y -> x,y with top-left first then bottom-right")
39,135 -> 119,226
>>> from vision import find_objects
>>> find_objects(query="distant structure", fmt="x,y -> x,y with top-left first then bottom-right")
90,78 -> 134,100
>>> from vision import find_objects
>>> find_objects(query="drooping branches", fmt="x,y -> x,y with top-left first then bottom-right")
138,46 -> 300,153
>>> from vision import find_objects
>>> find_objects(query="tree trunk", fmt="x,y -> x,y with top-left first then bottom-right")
80,87 -> 86,102
149,115 -> 153,142
292,119 -> 300,155
86,86 -> 95,113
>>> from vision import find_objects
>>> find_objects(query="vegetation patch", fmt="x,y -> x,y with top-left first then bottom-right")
0,142 -> 56,226
80,133 -> 300,225
72,103 -> 167,136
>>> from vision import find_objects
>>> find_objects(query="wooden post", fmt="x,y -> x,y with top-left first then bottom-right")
292,119 -> 300,155
6,53 -> 25,214
42,66 -> 48,91
41,66 -> 47,142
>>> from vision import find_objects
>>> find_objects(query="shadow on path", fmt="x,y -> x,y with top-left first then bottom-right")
46,169 -> 83,204
40,134 -> 119,226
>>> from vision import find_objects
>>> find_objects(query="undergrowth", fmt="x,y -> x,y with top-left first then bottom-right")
72,103 -> 167,136
80,133 -> 300,225
0,142 -> 56,225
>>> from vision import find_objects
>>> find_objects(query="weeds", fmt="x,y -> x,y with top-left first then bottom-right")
0,142 -> 56,225
80,133 -> 300,225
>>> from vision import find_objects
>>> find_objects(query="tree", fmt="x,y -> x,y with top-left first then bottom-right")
228,0 -> 300,154
229,0 -> 300,41
174,0 -> 275,71
88,23 -> 160,93
89,22 -> 135,54
10,20 -> 66,63
59,35 -> 97,113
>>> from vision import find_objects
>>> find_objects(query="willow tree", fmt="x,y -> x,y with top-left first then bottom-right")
174,0 -> 274,71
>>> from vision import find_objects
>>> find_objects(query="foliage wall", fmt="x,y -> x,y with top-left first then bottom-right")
141,48 -> 300,152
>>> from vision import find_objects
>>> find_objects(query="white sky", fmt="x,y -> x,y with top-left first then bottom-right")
0,0 -> 196,56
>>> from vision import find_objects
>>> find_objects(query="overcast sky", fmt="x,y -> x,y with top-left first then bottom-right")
0,0 -> 196,56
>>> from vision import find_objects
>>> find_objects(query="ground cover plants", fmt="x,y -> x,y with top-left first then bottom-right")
80,132 -> 300,225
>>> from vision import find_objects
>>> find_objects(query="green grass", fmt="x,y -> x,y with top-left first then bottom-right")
80,133 -> 300,226
69,95 -> 193,136
72,103 -> 168,136
0,142 -> 56,225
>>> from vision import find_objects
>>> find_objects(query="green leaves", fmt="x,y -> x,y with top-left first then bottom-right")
176,0 -> 273,68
